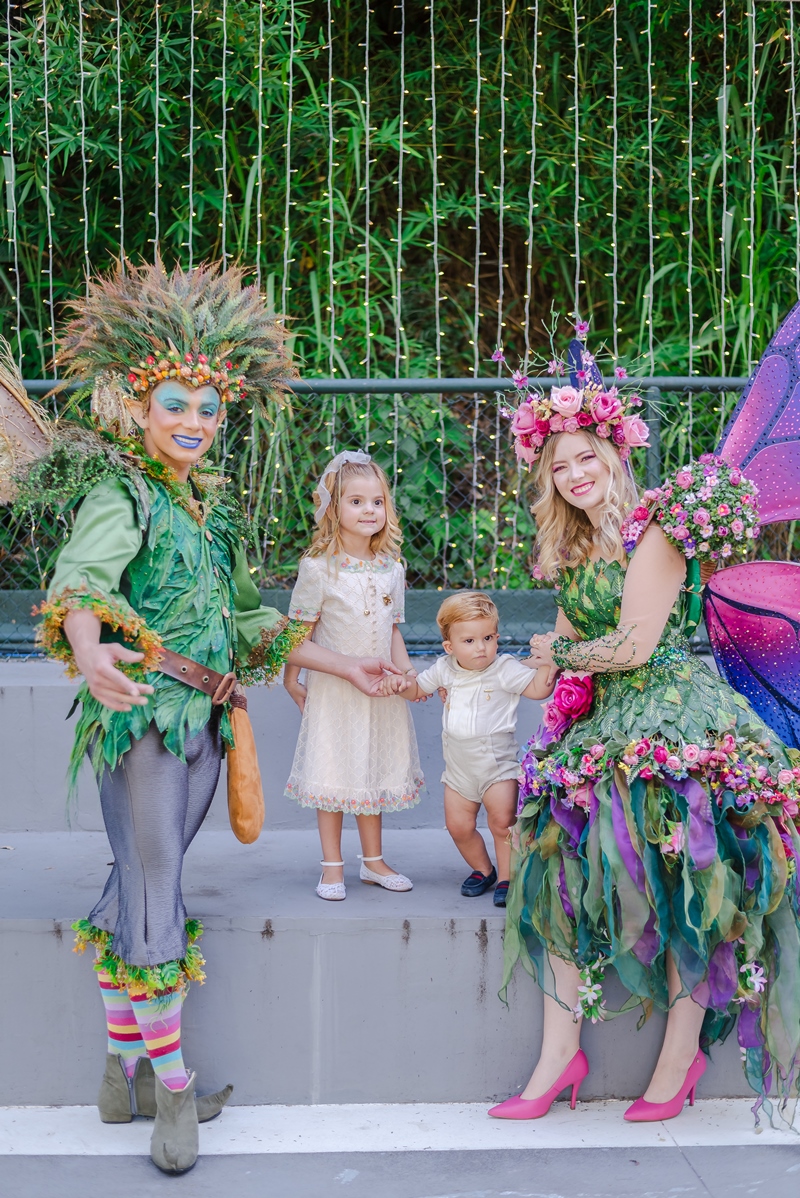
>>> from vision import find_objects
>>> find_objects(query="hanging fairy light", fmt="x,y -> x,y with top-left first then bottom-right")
281,0 -> 295,316
611,0 -> 619,359
77,4 -> 90,291
470,0 -> 482,583
187,0 -> 195,268
115,0 -> 125,266
363,1 -> 371,376
572,0 -> 580,315
790,4 -> 799,302
491,1 -> 507,581
720,0 -> 729,376
392,0 -> 406,485
429,0 -> 448,584
362,0 -> 372,445
5,0 -> 21,364
41,0 -> 56,377
645,0 -> 655,374
746,3 -> 757,370
686,0 -> 694,376
220,0 -> 228,263
153,0 -> 160,253
326,0 -> 337,446
523,0 -> 539,367
255,0 -> 265,290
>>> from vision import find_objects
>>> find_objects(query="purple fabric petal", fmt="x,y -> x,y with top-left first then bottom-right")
670,776 -> 717,870
706,941 -> 739,1009
738,1003 -> 764,1050
558,859 -> 576,921
549,792 -> 586,850
611,778 -> 646,891
632,909 -> 660,967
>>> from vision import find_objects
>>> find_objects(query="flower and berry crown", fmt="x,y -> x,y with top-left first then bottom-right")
494,319 -> 650,467
126,342 -> 246,404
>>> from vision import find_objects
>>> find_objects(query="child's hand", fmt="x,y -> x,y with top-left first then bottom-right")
377,673 -> 406,697
285,677 -> 308,713
437,686 -> 448,704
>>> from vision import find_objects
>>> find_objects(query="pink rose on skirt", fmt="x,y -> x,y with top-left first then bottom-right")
552,673 -> 594,720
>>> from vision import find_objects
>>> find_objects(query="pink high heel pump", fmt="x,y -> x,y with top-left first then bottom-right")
623,1050 -> 706,1122
488,1049 -> 589,1120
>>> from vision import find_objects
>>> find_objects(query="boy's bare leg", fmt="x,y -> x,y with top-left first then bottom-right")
444,785 -> 493,875
481,779 -> 518,883
317,809 -> 345,883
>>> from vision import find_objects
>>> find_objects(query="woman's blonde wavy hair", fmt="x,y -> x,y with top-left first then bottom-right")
532,429 -> 639,578
307,460 -> 402,561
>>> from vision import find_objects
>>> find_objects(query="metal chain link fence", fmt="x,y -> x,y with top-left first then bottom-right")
5,376 -> 794,655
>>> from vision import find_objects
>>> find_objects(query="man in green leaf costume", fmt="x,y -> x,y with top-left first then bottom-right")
13,260 -> 399,1175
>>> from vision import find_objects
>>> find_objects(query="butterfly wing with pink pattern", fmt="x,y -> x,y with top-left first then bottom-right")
703,301 -> 800,746
567,339 -> 603,391
717,298 -> 800,524
704,561 -> 800,747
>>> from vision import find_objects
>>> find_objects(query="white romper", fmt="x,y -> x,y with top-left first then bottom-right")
415,654 -> 536,803
284,553 -> 423,814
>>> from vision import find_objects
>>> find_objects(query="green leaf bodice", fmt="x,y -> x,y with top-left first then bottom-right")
553,558 -> 771,752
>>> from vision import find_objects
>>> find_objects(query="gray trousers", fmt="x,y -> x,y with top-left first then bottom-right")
89,716 -> 222,968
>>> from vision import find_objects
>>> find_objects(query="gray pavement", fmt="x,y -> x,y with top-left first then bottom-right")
2,1146 -> 799,1198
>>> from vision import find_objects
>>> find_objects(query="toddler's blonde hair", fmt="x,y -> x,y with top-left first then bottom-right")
307,459 -> 402,561
436,591 -> 499,642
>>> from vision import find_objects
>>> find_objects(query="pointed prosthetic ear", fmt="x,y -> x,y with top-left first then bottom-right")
125,397 -> 148,430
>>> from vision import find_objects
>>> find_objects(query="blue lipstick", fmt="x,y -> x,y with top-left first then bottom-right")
172,435 -> 203,449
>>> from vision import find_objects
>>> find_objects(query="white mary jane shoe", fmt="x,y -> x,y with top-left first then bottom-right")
358,854 -> 413,891
316,860 -> 346,901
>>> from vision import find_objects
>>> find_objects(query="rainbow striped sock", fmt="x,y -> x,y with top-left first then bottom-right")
130,990 -> 189,1091
96,969 -> 147,1078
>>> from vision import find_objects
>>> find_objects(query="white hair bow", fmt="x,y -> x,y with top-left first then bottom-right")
313,450 -> 372,524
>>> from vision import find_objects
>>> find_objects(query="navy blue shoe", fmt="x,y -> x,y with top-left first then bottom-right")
461,867 -> 497,897
493,880 -> 509,907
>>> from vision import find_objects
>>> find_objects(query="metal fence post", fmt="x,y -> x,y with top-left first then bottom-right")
645,386 -> 662,490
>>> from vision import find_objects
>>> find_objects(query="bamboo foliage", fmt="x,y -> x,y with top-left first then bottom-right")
1,1 -> 798,590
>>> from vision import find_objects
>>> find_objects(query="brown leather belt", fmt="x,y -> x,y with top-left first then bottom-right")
158,648 -> 247,710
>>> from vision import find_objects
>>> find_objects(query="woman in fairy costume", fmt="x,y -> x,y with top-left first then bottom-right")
8,260 -> 402,1174
490,331 -> 800,1126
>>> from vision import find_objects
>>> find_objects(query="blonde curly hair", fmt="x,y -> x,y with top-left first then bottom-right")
531,429 -> 639,578
307,460 -> 402,561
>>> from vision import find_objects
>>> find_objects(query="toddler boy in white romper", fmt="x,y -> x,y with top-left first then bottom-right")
393,592 -> 556,906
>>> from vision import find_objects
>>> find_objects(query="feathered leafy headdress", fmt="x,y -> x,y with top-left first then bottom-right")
57,257 -> 293,410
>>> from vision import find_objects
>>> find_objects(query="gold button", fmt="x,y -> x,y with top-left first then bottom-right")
205,530 -> 213,542
222,605 -> 230,618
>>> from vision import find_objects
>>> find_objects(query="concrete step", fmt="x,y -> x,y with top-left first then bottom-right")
0,660 -> 544,833
0,828 -> 748,1107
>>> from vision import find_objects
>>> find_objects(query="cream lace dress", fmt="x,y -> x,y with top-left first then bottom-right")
284,553 -> 423,814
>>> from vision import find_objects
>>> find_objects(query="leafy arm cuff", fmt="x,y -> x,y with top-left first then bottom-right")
551,626 -> 639,674
35,587 -> 164,678
231,545 -> 308,684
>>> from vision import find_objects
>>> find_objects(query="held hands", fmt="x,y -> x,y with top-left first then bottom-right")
347,657 -> 409,697
285,677 -> 308,714
528,631 -> 559,669
74,643 -> 154,713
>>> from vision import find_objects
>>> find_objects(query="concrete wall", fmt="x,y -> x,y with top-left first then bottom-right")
0,660 -> 543,833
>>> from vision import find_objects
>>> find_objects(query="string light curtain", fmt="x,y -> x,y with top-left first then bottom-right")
41,0 -> 56,376
470,0 -> 482,584
77,3 -> 90,291
791,3 -> 800,303
220,0 -> 228,263
153,0 -> 161,253
5,0 -> 21,363
687,0 -> 694,375
572,0 -> 580,316
392,0 -> 406,487
429,0 -> 448,585
115,0 -> 125,265
645,1 -> 655,375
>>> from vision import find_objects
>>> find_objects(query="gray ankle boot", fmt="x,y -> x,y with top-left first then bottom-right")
134,1056 -> 233,1122
150,1072 -> 199,1175
97,1054 -> 133,1123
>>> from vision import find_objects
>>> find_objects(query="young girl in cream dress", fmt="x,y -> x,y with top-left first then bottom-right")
284,452 -> 423,899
